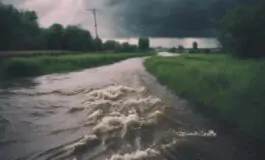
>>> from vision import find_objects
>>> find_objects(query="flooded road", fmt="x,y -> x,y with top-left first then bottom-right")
0,57 -> 249,160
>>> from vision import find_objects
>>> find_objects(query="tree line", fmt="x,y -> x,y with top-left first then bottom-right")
0,2 -> 150,52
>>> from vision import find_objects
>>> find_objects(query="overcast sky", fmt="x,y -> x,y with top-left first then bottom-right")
2,0 -> 256,38
3,0 -> 119,37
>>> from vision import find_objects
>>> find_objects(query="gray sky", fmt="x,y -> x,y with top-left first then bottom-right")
3,0 -> 118,37
2,0 -> 255,37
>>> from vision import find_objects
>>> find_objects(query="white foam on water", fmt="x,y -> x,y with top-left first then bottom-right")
175,130 -> 217,137
63,134 -> 100,153
84,85 -> 142,102
61,85 -> 217,159
87,110 -> 104,122
108,148 -> 161,160
92,112 -> 142,137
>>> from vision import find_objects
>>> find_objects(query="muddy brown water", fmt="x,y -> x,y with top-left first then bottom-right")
0,57 -> 251,160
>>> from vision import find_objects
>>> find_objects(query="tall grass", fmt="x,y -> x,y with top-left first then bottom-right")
145,54 -> 265,143
0,53 -> 148,79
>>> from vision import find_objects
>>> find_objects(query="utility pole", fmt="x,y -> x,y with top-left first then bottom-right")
86,8 -> 99,38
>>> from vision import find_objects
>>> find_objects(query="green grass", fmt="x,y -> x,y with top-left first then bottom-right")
145,54 -> 265,142
0,53 -> 149,79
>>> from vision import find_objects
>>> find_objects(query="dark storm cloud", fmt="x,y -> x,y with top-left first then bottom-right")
109,0 -> 256,37
2,0 -> 257,37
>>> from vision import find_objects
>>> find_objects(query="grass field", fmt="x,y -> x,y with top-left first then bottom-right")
0,53 -> 149,79
145,54 -> 265,143
0,50 -> 75,58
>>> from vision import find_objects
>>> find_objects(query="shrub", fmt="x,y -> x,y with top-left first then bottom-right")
168,47 -> 177,53
1,58 -> 42,78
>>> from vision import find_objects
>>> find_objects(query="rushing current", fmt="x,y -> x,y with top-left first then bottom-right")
0,56 -> 250,160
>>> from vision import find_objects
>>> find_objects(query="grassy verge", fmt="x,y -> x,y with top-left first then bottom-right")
0,53 -> 149,79
145,54 -> 265,143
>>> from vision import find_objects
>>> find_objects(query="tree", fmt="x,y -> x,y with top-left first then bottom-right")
16,11 -> 42,50
192,41 -> 198,50
103,40 -> 118,51
0,3 -> 19,50
168,47 -> 177,53
46,24 -> 64,50
218,2 -> 265,58
93,37 -> 103,51
178,45 -> 185,53
138,38 -> 150,51
0,3 -> 41,50
62,25 -> 93,51
118,42 -> 137,52
0,2 -> 98,52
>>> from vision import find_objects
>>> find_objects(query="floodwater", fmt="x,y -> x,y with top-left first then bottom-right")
0,56 -> 250,160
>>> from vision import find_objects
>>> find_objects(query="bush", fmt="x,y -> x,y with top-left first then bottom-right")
189,49 -> 196,53
168,47 -> 177,53
203,49 -> 211,53
1,58 -> 42,78
118,42 -> 138,53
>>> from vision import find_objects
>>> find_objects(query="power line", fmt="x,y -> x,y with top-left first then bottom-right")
86,8 -> 99,38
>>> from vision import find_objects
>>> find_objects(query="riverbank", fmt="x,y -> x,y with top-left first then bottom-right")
145,54 -> 265,144
0,53 -> 149,79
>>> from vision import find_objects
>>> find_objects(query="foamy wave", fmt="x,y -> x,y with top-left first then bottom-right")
84,85 -> 143,102
11,88 -> 89,96
87,109 -> 104,123
82,97 -> 163,114
61,85 -> 217,159
63,134 -> 100,153
92,112 -> 142,137
69,86 -> 164,115
108,148 -> 161,160
175,130 -> 217,137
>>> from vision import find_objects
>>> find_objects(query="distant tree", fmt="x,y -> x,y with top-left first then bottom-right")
168,47 -> 177,53
62,25 -> 93,51
120,42 -> 138,52
114,42 -> 122,52
178,45 -> 185,53
46,24 -> 64,50
93,37 -> 103,51
192,41 -> 198,50
103,40 -> 118,51
128,44 -> 138,52
138,38 -> 150,51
